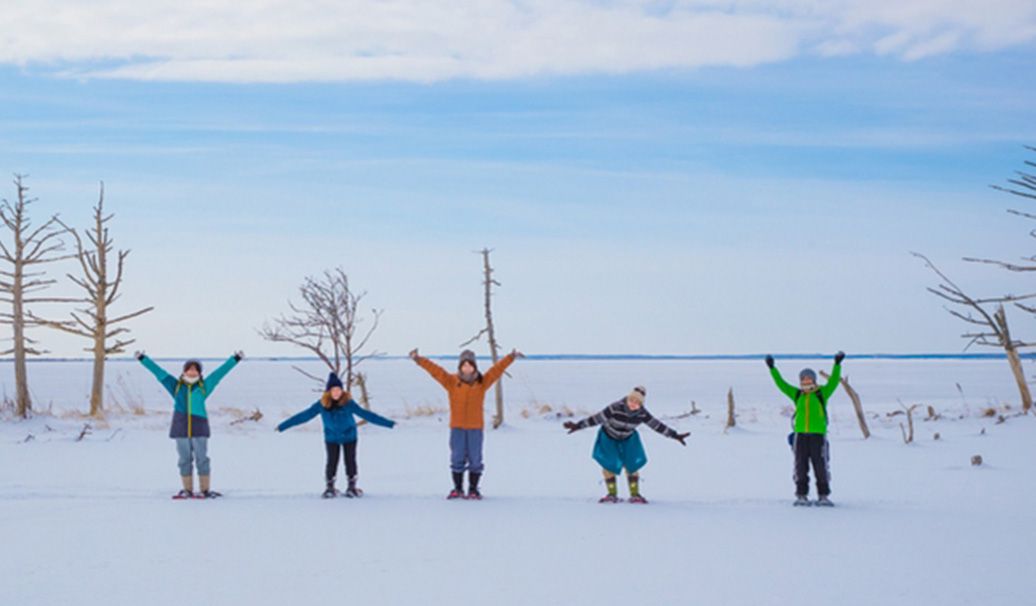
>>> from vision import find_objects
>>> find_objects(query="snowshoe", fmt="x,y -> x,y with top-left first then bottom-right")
793,495 -> 812,507
198,490 -> 222,500
447,489 -> 465,500
322,487 -> 340,499
598,494 -> 621,504
815,496 -> 834,507
628,495 -> 649,504
172,489 -> 195,500
344,486 -> 364,498
465,488 -> 482,501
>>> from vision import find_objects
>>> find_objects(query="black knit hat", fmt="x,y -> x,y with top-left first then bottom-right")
183,359 -> 203,374
325,372 -> 344,391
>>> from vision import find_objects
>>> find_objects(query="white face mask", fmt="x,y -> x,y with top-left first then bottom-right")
182,375 -> 200,385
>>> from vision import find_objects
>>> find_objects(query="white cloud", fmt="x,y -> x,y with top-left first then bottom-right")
0,1 -> 1033,82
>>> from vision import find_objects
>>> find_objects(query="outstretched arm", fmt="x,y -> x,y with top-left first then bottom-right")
276,402 -> 322,432
204,352 -> 243,393
413,354 -> 453,390
349,401 -> 396,429
137,353 -> 177,396
821,352 -> 845,401
565,403 -> 615,433
642,408 -> 682,440
482,352 -> 518,388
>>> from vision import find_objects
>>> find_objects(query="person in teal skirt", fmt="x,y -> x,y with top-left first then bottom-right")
564,386 -> 689,504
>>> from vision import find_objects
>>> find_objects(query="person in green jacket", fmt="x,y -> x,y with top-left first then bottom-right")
136,350 -> 243,499
765,351 -> 845,507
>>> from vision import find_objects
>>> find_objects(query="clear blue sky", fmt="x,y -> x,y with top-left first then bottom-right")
1,2 -> 1035,357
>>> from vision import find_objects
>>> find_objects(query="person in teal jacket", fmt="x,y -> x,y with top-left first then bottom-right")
136,350 -> 243,499
766,351 -> 845,507
276,372 -> 396,498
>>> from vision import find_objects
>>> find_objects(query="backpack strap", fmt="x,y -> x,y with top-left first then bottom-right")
795,389 -> 827,414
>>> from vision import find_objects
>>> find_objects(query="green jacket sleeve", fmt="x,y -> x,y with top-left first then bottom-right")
204,355 -> 240,393
821,363 -> 842,401
139,355 -> 177,396
769,366 -> 800,400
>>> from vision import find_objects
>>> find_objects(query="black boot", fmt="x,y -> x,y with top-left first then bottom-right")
448,471 -> 465,499
467,472 -> 482,500
322,478 -> 338,499
345,476 -> 363,498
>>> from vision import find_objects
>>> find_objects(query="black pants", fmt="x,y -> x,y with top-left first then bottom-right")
325,441 -> 358,482
793,433 -> 830,497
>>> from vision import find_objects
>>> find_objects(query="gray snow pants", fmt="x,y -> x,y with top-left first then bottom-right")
175,437 -> 210,476
449,428 -> 484,473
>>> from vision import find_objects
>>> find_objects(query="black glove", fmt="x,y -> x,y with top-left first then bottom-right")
765,355 -> 775,369
233,350 -> 245,362
675,432 -> 690,446
134,351 -> 145,361
834,351 -> 845,365
563,421 -> 580,434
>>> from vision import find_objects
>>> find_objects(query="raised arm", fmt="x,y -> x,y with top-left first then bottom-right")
349,401 -> 396,429
204,352 -> 243,393
276,402 -> 322,432
482,352 -> 518,388
766,356 -> 799,400
137,353 -> 177,395
821,352 -> 845,401
413,355 -> 453,390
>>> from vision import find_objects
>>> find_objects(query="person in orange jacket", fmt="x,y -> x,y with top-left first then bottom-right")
409,347 -> 523,500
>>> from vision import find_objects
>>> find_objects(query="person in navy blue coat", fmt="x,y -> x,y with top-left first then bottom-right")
277,372 -> 396,498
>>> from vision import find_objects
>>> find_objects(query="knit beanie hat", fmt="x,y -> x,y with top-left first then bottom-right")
458,349 -> 478,369
799,369 -> 817,383
325,372 -> 344,391
183,359 -> 203,374
628,385 -> 647,404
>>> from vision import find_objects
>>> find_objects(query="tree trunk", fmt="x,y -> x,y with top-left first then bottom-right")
12,267 -> 30,418
1004,344 -> 1032,412
481,249 -> 504,429
725,387 -> 736,431
12,296 -> 30,418
820,370 -> 870,439
994,306 -> 1033,413
89,336 -> 105,417
355,372 -> 371,411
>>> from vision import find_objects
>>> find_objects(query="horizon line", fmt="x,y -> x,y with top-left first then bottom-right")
1,352 -> 1032,363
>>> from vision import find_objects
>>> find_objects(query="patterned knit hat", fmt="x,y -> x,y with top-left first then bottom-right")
628,385 -> 647,403
799,369 -> 817,383
458,349 -> 478,369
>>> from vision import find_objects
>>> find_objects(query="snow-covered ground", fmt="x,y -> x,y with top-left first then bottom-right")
1,358 -> 1033,605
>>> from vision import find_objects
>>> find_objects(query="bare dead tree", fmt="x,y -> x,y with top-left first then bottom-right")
898,402 -> 920,444
0,175 -> 74,418
964,147 -> 1036,272
724,387 -> 736,431
913,252 -> 1034,412
820,370 -> 870,439
260,267 -> 383,390
460,248 -> 506,429
28,184 -> 153,417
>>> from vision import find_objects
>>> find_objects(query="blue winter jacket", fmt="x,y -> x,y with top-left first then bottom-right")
277,399 -> 395,444
139,354 -> 240,439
